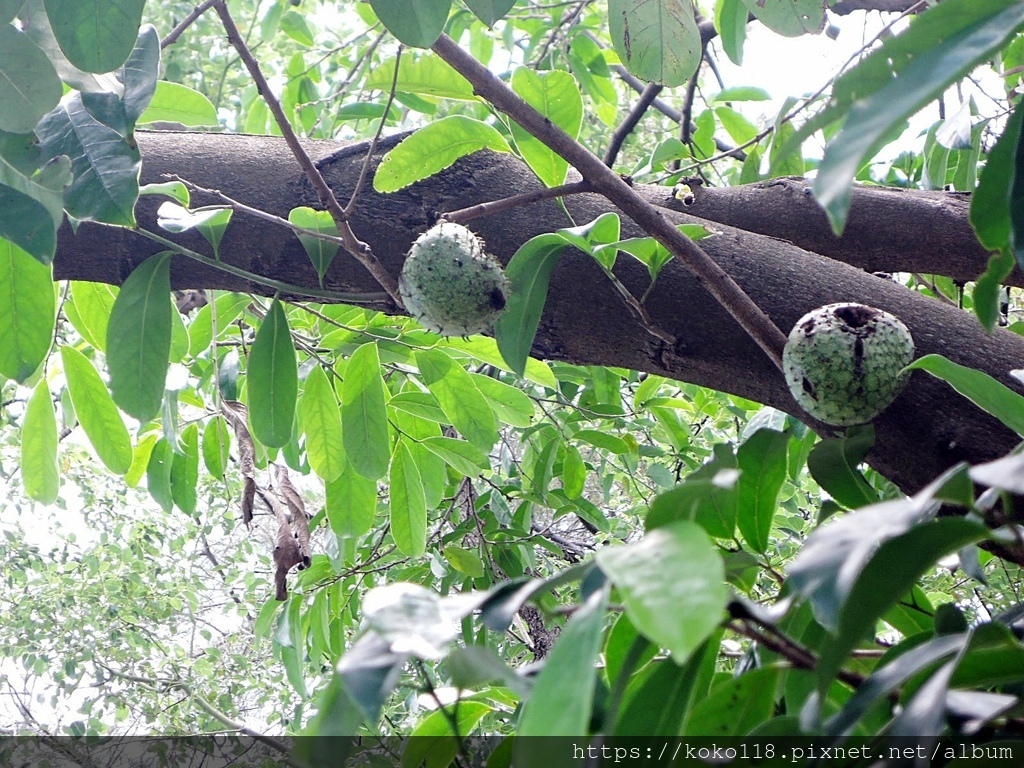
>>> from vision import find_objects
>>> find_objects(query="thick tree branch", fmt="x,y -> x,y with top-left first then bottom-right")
51,132 -> 1024,513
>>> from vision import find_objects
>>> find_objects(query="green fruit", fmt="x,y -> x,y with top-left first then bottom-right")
783,303 -> 914,426
398,222 -> 510,337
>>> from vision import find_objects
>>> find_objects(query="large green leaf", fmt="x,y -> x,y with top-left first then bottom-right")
247,299 -> 298,448
301,365 -> 346,482
806,426 -> 877,510
906,354 -> 1024,437
389,440 -> 427,557
739,0 -> 823,37
0,239 -> 54,382
36,96 -> 141,226
43,0 -> 146,73
463,0 -> 515,27
138,81 -> 219,127
341,343 -> 390,480
516,585 -> 608,737
415,348 -> 498,451
0,24 -> 62,134
608,0 -> 701,87
813,0 -> 1024,232
289,207 -> 339,286
66,281 -> 117,352
736,428 -> 789,553
60,345 -> 132,475
597,520 -> 727,661
106,252 -> 172,422
510,68 -> 583,187
146,437 -> 173,512
715,0 -> 747,65
326,460 -> 379,539
186,292 -> 248,359
21,379 -> 59,505
170,423 -> 199,516
373,115 -> 511,193
419,435 -> 489,476
494,236 -> 565,376
202,416 -> 229,480
365,54 -> 474,100
468,372 -> 535,427
683,667 -> 780,736
368,0 -> 451,48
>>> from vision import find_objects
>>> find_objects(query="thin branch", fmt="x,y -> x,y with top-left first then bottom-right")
604,82 -> 664,167
442,180 -> 593,225
161,0 -> 218,49
343,45 -> 404,217
211,0 -> 402,305
431,34 -> 788,369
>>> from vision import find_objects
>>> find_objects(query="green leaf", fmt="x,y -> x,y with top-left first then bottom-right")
906,354 -> 1024,437
280,9 -> 315,46
645,448 -> 739,540
0,25 -> 62,133
125,432 -> 157,487
391,441 -> 427,557
819,518 -> 989,687
365,54 -> 474,100
0,239 -> 54,382
301,365 -> 346,482
574,429 -> 631,455
341,343 -> 391,480
171,423 -> 199,515
714,0 -> 748,66
21,379 -> 59,505
736,428 -> 788,552
146,437 -> 173,512
106,252 -> 172,422
326,460 -> 379,539
202,416 -> 230,480
516,586 -> 608,737
419,435 -> 489,476
404,702 -> 491,765
368,0 -> 451,48
813,0 -> 1024,232
464,0 -> 515,27
43,0 -> 145,72
138,81 -> 220,127
247,299 -> 298,448
66,281 -> 117,352
609,0 -> 702,87
373,115 -> 511,193
970,452 -> 1024,495
118,25 -> 159,127
289,207 -> 339,286
806,426 -> 878,510
711,86 -> 770,102
615,630 -> 720,735
60,345 -> 132,475
36,96 -> 141,226
443,546 -> 485,578
972,250 -> 1015,332
494,236 -> 565,376
468,372 -> 534,427
684,667 -> 780,736
597,520 -> 727,661
442,335 -> 557,389
971,100 -> 1023,253
561,444 -> 586,500
415,349 -> 498,451
510,68 -> 583,186
739,0 -> 823,37
156,203 -> 232,254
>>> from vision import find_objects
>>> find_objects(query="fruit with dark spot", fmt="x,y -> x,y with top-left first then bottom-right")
782,303 -> 914,426
398,222 -> 510,337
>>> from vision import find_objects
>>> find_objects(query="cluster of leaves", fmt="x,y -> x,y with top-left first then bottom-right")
4,0 -> 1024,762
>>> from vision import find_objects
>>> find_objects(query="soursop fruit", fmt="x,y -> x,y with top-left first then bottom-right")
399,222 -> 510,337
783,303 -> 914,426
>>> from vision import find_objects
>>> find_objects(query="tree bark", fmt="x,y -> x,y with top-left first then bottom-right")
53,131 -> 1024,501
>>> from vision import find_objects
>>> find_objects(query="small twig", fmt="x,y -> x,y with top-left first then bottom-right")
604,82 -> 664,167
442,180 -> 593,225
343,45 -> 404,217
432,34 -> 787,369
212,0 -> 402,305
161,0 -> 218,49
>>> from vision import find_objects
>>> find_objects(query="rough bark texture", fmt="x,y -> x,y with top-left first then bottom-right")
53,131 -> 1024,501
